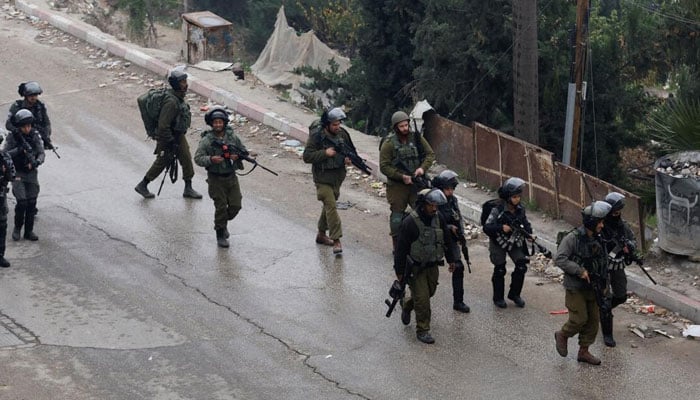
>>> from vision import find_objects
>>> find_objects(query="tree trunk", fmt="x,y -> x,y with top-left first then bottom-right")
513,0 -> 539,145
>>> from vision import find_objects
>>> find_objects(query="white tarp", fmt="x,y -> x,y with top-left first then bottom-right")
251,6 -> 350,87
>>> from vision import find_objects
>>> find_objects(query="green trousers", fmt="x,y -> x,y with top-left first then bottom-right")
403,265 -> 439,334
145,135 -> 195,182
315,182 -> 342,240
207,173 -> 242,230
561,288 -> 600,346
386,182 -> 418,236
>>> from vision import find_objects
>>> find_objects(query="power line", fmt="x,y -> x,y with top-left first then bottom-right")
623,0 -> 700,27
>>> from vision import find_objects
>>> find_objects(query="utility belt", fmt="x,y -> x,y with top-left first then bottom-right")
207,171 -> 235,178
406,255 -> 443,273
608,257 -> 626,271
495,231 -> 525,251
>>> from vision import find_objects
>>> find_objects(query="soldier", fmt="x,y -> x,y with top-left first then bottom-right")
5,81 -> 54,150
3,109 -> 45,242
395,188 -> 455,344
554,201 -> 612,365
302,107 -> 356,254
194,108 -> 247,248
432,170 -> 470,313
379,111 -> 435,252
134,70 -> 202,200
482,177 -> 532,308
599,192 -> 636,347
0,145 -> 16,268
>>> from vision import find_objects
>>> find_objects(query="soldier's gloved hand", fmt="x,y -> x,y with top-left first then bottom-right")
448,263 -> 456,273
43,140 -> 54,150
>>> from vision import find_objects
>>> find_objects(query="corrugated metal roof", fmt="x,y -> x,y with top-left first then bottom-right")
182,11 -> 232,28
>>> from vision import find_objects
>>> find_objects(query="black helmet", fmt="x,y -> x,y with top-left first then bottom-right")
604,192 -> 625,212
204,107 -> 229,126
321,107 -> 346,127
13,109 -> 35,127
18,81 -> 43,97
432,169 -> 459,190
168,69 -> 188,90
498,177 -> 526,200
581,201 -> 612,231
417,188 -> 447,206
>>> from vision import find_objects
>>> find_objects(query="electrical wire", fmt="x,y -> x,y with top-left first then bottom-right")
623,0 -> 700,27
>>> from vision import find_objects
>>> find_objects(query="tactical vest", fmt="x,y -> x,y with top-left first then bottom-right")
570,228 -> 608,277
390,134 -> 421,173
172,96 -> 191,135
408,210 -> 444,266
312,129 -> 346,171
12,100 -> 47,133
602,223 -> 627,270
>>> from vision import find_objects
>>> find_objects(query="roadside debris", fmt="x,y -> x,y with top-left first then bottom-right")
682,325 -> 700,338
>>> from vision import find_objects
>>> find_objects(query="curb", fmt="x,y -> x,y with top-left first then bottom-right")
15,0 -> 698,323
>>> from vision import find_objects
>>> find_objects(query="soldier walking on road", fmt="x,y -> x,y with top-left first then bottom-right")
0,144 -> 16,268
194,108 -> 247,248
3,109 -> 45,242
554,201 -> 612,365
303,107 -> 356,255
379,111 -> 435,252
134,70 -> 202,200
432,170 -> 470,313
5,81 -> 54,150
599,192 -> 637,347
482,177 -> 533,308
395,188 -> 455,344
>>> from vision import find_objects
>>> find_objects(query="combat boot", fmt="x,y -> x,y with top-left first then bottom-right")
0,257 -> 10,268
453,302 -> 471,313
216,229 -> 229,248
577,346 -> 601,365
24,213 -> 38,241
507,294 -> 526,308
315,231 -> 333,246
416,332 -> 435,344
12,226 -> 21,241
601,315 -> 616,347
332,239 -> 342,254
135,178 -> 155,199
12,207 -> 24,241
554,331 -> 568,357
183,180 -> 203,199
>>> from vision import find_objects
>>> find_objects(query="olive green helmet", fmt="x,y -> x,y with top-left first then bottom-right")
391,111 -> 410,128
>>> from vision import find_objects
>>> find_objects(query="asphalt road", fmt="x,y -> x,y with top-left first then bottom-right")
0,14 -> 698,400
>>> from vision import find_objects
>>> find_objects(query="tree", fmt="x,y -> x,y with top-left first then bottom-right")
116,0 -> 180,46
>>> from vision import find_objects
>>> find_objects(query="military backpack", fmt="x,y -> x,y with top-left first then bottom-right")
137,88 -> 174,139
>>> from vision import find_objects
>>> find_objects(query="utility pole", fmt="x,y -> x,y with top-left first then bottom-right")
562,0 -> 590,167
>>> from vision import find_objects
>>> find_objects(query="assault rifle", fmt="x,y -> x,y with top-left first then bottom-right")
455,231 -> 473,273
384,276 -> 407,318
13,131 -> 38,168
498,212 -> 553,258
212,139 -> 278,176
157,141 -> 179,196
613,238 -> 656,284
321,135 -> 372,176
395,159 -> 431,190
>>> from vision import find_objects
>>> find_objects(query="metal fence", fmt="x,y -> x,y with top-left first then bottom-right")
424,115 -> 645,247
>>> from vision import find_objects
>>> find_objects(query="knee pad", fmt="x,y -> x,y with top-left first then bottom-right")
514,262 -> 528,275
389,211 -> 404,235
493,264 -> 506,278
611,295 -> 627,308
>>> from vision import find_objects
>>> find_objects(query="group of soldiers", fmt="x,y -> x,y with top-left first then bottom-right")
1,81 -> 53,269
7,70 -> 639,365
300,103 -> 639,365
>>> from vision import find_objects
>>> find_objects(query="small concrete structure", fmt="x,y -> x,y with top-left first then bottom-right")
181,11 -> 233,64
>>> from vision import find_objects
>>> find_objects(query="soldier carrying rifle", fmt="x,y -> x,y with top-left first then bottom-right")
482,177 -> 534,309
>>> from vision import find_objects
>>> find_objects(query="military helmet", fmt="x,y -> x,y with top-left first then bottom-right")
13,109 -> 35,127
581,201 -> 612,231
417,188 -> 447,206
391,111 -> 410,128
498,177 -> 526,200
321,107 -> 346,126
18,81 -> 43,97
604,192 -> 625,212
204,107 -> 229,126
432,169 -> 459,190
167,69 -> 188,90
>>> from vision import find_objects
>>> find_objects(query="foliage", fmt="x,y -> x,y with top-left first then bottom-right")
295,0 -> 362,54
648,98 -> 700,153
116,0 -> 180,45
